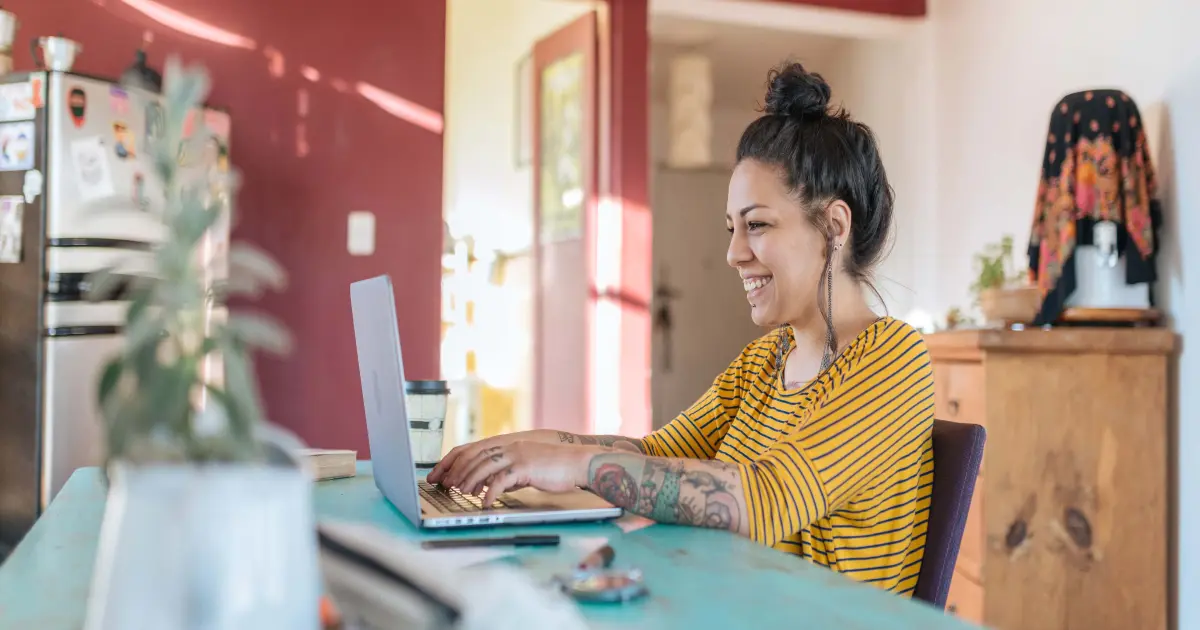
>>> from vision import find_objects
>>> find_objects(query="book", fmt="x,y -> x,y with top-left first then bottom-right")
298,449 -> 357,481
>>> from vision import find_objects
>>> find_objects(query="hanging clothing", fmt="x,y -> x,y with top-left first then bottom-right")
1027,89 -> 1162,324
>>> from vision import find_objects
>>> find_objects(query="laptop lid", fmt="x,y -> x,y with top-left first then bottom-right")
349,275 -> 423,526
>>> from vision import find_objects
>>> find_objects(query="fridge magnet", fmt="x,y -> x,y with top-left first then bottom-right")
0,195 -> 24,263
113,122 -> 136,159
133,172 -> 147,211
70,135 -> 116,201
0,81 -> 36,122
23,169 -> 43,204
31,75 -> 44,109
109,86 -> 130,116
0,121 -> 35,171
145,101 -> 165,145
68,87 -> 87,128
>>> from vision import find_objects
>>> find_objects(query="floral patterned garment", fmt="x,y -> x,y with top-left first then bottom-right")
1027,89 -> 1162,324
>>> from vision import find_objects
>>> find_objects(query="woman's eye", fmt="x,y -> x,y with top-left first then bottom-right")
726,225 -> 735,234
747,221 -> 766,231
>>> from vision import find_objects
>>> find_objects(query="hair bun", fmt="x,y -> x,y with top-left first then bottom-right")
763,62 -> 832,119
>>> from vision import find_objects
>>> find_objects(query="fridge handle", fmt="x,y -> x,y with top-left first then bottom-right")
29,38 -> 40,69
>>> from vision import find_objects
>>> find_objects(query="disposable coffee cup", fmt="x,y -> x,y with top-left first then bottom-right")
405,380 -> 449,467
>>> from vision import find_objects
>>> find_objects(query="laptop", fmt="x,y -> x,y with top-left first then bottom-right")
349,274 -> 623,529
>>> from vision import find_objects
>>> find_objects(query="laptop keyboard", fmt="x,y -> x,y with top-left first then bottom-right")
418,480 -> 525,512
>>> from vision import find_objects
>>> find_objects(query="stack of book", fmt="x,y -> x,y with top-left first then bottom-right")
298,449 -> 357,481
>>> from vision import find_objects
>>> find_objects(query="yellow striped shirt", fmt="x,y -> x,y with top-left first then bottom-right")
641,316 -> 934,595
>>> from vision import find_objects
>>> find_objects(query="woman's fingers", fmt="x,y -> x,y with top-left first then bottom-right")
445,445 -> 502,488
429,440 -> 481,483
459,449 -> 512,496
482,467 -> 521,508
438,441 -> 494,486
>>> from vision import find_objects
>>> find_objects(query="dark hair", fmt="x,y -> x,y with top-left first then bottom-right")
735,62 -> 894,284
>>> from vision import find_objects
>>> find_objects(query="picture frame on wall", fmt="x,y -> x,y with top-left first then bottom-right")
514,52 -> 533,168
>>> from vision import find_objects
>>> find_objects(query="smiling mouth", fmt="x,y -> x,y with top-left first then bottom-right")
742,276 -> 773,298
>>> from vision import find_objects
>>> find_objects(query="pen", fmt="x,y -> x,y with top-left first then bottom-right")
420,534 -> 561,549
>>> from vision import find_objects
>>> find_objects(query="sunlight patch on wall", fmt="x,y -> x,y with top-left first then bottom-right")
121,0 -> 257,49
355,81 -> 445,134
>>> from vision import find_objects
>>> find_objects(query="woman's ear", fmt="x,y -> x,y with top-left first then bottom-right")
826,199 -> 852,249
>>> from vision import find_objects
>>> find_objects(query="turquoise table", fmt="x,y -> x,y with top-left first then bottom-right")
0,462 -> 978,629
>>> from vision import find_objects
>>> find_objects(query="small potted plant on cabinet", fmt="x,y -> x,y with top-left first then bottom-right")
82,58 -> 319,630
969,235 -> 1041,325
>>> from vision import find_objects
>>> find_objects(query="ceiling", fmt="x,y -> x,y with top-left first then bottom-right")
649,13 -> 850,109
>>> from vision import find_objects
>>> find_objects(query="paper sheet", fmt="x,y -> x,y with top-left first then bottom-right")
613,514 -> 656,533
70,135 -> 115,201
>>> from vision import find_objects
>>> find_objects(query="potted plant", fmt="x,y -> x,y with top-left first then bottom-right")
82,58 -> 319,630
969,235 -> 1041,325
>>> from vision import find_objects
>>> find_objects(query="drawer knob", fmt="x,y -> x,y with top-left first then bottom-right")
948,400 -> 960,415
948,604 -> 958,614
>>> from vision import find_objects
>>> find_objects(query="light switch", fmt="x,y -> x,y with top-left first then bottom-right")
347,211 -> 375,256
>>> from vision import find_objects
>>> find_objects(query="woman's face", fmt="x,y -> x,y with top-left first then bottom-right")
726,159 -> 828,328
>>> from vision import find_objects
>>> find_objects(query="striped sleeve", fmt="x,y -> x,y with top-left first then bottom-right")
736,324 -> 935,546
639,352 -> 746,460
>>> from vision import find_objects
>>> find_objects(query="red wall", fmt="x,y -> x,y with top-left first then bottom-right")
13,0 -> 445,455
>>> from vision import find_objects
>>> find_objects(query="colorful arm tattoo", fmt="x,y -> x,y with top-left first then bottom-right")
586,452 -> 747,535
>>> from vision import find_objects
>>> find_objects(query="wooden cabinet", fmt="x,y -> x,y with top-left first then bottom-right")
926,328 -> 1175,630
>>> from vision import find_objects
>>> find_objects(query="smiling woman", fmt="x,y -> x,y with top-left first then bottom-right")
428,61 -> 934,597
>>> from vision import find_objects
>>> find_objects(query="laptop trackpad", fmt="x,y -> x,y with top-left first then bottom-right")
504,487 -> 616,511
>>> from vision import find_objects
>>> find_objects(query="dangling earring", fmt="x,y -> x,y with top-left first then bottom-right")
819,241 -> 842,372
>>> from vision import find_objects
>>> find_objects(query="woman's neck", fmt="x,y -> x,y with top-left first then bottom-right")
788,276 -> 879,357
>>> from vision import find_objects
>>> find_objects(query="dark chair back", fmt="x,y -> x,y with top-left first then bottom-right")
914,420 -> 986,608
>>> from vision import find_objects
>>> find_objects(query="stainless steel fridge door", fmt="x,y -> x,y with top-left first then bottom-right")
45,72 -> 165,245
40,301 -> 125,506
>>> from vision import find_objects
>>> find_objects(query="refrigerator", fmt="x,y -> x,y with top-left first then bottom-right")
0,70 -> 231,550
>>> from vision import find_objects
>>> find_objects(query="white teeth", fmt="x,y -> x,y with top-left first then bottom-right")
742,277 -> 772,292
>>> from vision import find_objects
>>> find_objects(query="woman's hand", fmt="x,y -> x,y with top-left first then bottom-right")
436,441 -> 601,508
428,429 -> 560,485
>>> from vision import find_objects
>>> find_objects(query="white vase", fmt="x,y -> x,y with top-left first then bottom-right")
84,463 -> 320,630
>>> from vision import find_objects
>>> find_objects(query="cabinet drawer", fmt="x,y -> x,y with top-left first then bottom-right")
945,569 -> 984,625
932,362 -> 985,426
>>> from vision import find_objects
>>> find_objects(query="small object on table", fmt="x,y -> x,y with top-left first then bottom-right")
551,544 -> 648,604
297,449 -> 357,481
319,595 -> 342,630
561,569 -> 649,604
420,535 -> 561,550
576,544 -> 615,571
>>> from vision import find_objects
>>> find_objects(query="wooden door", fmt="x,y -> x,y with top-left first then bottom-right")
531,13 -> 599,435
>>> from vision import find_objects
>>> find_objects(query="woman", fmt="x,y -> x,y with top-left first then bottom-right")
429,63 -> 934,596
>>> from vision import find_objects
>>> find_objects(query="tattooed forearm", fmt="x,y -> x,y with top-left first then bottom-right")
586,453 -> 747,535
557,432 -> 645,453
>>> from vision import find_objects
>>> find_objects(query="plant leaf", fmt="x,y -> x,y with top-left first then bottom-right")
225,312 -> 292,355
97,356 -> 125,409
228,243 -> 287,290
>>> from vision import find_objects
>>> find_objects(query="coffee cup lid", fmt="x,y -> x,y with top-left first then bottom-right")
405,380 -> 449,395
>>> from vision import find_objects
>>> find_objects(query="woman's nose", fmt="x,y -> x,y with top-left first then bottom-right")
727,230 -> 752,268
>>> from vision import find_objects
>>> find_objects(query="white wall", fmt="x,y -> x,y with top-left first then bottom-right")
824,27 -> 935,320
925,0 -> 1200,625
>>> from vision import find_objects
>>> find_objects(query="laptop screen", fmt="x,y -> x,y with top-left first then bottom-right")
349,275 -> 423,525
